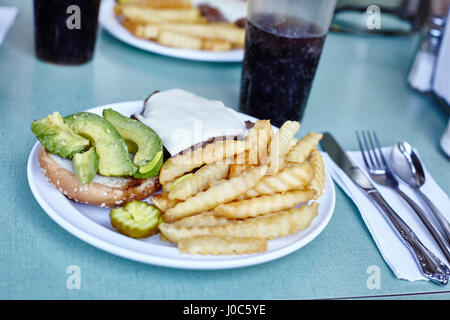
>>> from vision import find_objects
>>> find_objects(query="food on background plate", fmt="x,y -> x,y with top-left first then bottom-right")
114,0 -> 246,51
31,108 -> 163,208
116,0 -> 192,9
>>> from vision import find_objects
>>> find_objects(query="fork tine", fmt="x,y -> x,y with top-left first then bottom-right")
361,131 -> 377,168
356,131 -> 371,169
372,131 -> 389,167
367,131 -> 381,168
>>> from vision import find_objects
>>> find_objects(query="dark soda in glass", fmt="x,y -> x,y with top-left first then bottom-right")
239,14 -> 327,127
34,0 -> 101,65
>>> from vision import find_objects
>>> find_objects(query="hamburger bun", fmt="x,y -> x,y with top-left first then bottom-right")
38,146 -> 160,208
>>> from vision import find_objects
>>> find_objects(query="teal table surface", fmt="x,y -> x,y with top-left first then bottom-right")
1,0 -> 449,300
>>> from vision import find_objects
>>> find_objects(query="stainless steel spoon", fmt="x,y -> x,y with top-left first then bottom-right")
391,142 -> 450,243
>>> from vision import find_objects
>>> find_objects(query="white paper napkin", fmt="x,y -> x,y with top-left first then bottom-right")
323,147 -> 450,282
0,7 -> 18,45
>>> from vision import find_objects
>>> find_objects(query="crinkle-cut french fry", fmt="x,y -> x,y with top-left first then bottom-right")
290,137 -> 298,149
228,163 -> 253,179
267,121 -> 300,174
163,165 -> 267,222
245,162 -> 314,198
230,157 -> 285,180
116,0 -> 192,10
286,132 -> 323,164
116,6 -> 204,24
150,192 -> 179,213
309,149 -> 325,199
159,140 -> 246,184
159,202 -> 319,243
121,18 -> 140,34
234,149 -> 261,166
178,236 -> 267,255
173,140 -> 246,166
163,172 -> 195,193
168,163 -> 230,201
214,190 -> 316,219
162,180 -> 173,193
128,22 -> 161,39
202,140 -> 247,165
160,23 -> 246,46
159,159 -> 200,185
244,120 -> 272,165
202,39 -> 232,51
158,30 -> 203,50
173,213 -> 231,228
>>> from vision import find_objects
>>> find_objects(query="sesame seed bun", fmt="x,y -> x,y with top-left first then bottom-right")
38,146 -> 160,208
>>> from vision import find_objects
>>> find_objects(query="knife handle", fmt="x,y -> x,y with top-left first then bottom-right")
367,190 -> 450,285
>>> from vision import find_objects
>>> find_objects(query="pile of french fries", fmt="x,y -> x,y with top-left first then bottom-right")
115,0 -> 245,51
152,119 -> 326,255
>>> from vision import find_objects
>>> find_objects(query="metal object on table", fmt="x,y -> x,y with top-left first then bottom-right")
408,6 -> 450,155
356,131 -> 450,265
390,141 -> 450,242
408,13 -> 447,93
321,132 -> 450,285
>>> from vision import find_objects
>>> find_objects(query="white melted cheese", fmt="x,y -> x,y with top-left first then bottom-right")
135,89 -> 247,156
192,0 -> 247,22
49,154 -> 130,188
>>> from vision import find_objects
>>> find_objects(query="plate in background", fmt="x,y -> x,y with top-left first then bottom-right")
99,0 -> 246,62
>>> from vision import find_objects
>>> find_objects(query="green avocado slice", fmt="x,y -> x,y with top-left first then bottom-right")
133,151 -> 163,179
102,108 -> 163,178
64,112 -> 137,177
31,112 -> 90,158
73,148 -> 99,185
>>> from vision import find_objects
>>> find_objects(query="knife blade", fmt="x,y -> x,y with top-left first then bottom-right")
321,132 -> 374,192
320,131 -> 450,285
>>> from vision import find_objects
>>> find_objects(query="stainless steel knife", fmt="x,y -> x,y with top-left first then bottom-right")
321,132 -> 450,285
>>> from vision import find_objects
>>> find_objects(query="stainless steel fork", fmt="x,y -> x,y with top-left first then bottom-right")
357,131 -> 450,264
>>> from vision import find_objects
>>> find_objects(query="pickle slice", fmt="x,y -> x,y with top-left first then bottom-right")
110,201 -> 161,238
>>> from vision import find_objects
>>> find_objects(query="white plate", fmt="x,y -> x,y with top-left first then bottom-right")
27,101 -> 336,270
99,0 -> 245,62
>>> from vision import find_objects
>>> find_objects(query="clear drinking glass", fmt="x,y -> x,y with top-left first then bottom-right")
34,0 -> 101,65
239,0 -> 337,127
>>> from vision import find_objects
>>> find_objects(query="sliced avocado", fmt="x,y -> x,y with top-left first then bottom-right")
125,139 -> 138,154
64,112 -> 137,177
31,112 -> 90,158
73,148 -> 99,185
133,151 -> 163,179
103,109 -> 163,178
